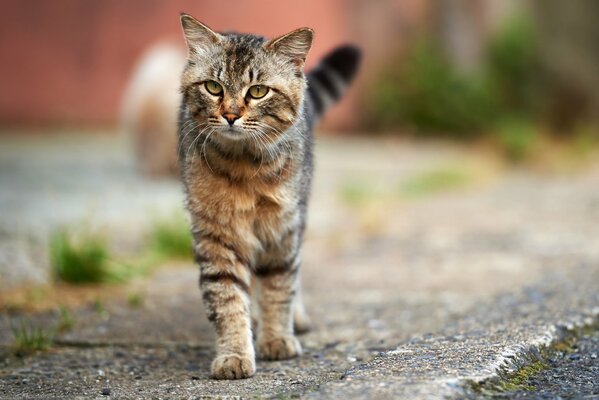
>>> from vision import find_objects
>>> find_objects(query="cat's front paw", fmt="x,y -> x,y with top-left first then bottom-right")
211,354 -> 255,380
257,335 -> 302,360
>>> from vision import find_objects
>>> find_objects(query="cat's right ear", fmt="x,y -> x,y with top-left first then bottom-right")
180,13 -> 221,55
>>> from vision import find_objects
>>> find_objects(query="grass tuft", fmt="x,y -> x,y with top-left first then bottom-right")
56,305 -> 75,332
148,214 -> 193,260
50,230 -> 111,284
11,321 -> 54,356
93,299 -> 109,319
127,292 -> 144,308
495,118 -> 539,163
45,210 -> 193,289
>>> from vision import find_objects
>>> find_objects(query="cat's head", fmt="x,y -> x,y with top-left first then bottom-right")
179,13 -> 313,143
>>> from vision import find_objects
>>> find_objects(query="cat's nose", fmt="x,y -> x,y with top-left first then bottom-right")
223,113 -> 240,126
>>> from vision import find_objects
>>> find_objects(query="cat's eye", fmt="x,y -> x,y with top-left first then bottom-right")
205,80 -> 223,96
248,85 -> 269,99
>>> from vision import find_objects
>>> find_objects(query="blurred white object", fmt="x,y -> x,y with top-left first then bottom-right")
121,42 -> 186,177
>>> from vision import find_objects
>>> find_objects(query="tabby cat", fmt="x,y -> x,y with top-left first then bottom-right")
178,13 -> 360,379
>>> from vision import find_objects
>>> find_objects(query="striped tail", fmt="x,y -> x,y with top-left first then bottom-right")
306,45 -> 361,120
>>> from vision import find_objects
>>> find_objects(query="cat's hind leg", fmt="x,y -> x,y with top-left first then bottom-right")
293,281 -> 312,334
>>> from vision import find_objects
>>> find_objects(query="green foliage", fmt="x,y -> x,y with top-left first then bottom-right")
486,14 -> 543,116
369,14 -> 551,142
11,320 -> 54,356
50,230 -> 111,284
370,40 -> 495,137
149,214 -> 192,260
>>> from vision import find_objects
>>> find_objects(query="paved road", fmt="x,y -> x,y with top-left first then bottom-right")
1,134 -> 598,398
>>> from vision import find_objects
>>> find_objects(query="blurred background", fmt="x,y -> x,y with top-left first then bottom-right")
2,0 -> 599,135
1,0 -> 599,359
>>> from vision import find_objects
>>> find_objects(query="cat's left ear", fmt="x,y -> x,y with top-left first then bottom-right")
264,27 -> 314,65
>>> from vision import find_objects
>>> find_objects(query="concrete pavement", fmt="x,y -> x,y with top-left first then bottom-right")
1,133 -> 598,398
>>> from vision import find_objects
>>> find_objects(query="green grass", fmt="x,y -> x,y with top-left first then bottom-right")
495,118 -> 539,163
50,229 -> 155,285
47,211 -> 192,288
339,181 -> 380,206
56,305 -> 75,332
148,213 -> 193,260
11,321 -> 54,356
50,230 -> 112,284
11,306 -> 77,355
93,299 -> 109,319
127,292 -> 144,308
399,166 -> 473,198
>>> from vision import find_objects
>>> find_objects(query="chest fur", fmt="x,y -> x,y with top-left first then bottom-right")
185,161 -> 299,242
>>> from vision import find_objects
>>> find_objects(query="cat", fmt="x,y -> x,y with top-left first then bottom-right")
177,13 -> 360,379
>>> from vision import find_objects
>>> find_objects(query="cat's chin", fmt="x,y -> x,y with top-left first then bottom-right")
216,126 -> 247,141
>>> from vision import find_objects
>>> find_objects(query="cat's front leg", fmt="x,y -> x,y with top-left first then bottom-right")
195,238 -> 255,379
255,255 -> 302,360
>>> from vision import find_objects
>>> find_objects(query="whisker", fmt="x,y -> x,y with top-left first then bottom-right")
178,121 -> 205,154
186,124 -> 212,164
199,128 -> 216,174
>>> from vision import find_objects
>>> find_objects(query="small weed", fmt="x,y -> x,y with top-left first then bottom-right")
93,299 -> 109,319
127,292 -> 144,308
56,305 -> 75,332
11,321 -> 54,356
148,213 -> 192,260
50,230 -> 111,284
50,229 -> 146,284
399,166 -> 472,198
495,118 -> 539,163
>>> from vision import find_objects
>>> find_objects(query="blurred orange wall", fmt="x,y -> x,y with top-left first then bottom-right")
0,0 -> 357,129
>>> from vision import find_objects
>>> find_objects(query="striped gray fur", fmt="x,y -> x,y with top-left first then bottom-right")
177,13 -> 360,380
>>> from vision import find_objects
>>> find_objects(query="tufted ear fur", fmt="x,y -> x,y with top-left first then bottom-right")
264,27 -> 314,65
180,13 -> 221,55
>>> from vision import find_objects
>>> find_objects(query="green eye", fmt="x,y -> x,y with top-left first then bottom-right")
248,85 -> 269,99
205,80 -> 223,96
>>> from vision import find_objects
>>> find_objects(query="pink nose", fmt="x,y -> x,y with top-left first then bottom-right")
223,113 -> 240,126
